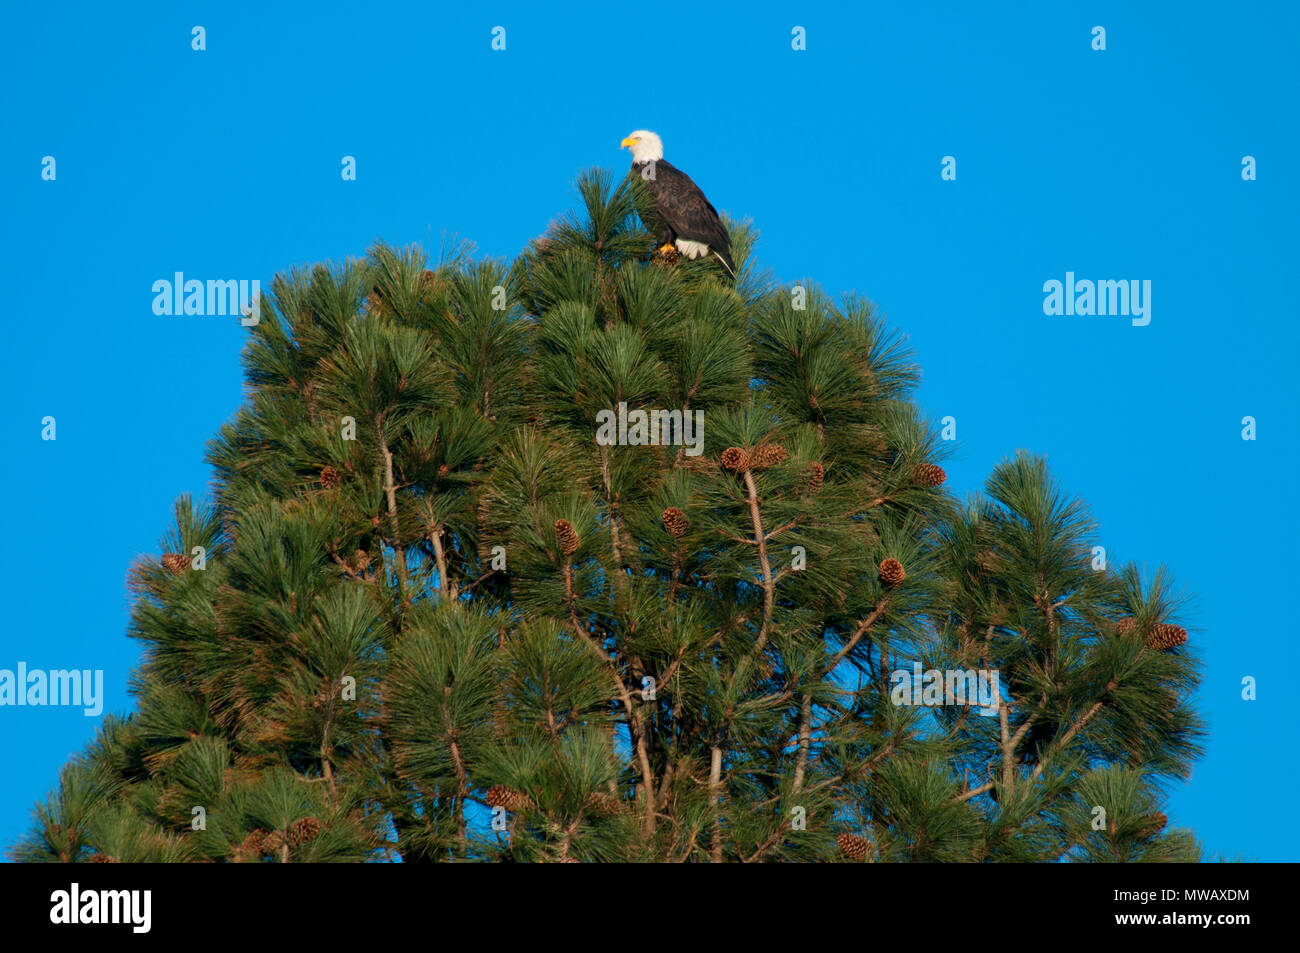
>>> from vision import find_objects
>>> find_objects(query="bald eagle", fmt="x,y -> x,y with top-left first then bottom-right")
621,130 -> 736,279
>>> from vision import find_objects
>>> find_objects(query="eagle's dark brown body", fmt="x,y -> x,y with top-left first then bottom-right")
632,158 -> 735,277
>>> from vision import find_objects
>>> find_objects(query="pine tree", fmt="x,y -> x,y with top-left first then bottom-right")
12,169 -> 1205,863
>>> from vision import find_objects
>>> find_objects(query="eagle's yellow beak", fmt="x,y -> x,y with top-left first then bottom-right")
620,137 -> 638,149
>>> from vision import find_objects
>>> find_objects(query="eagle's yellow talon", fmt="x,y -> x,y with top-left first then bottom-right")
657,243 -> 676,255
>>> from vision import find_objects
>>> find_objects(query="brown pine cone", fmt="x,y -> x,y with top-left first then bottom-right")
288,816 -> 322,847
261,830 -> 286,853
1139,812 -> 1168,838
88,854 -> 121,863
161,553 -> 189,575
837,832 -> 872,861
662,507 -> 688,538
319,465 -> 341,490
805,461 -> 824,494
485,785 -> 536,814
584,792 -> 624,815
1116,617 -> 1137,637
1147,623 -> 1187,651
720,447 -> 750,472
353,549 -> 371,573
879,557 -> 906,587
750,444 -> 788,469
912,463 -> 946,488
237,829 -> 268,860
555,519 -> 580,556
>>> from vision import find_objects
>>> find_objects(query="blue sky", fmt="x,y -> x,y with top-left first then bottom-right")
1,1 -> 1295,861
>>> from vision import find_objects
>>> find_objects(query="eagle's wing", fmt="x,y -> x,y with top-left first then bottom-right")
644,160 -> 732,260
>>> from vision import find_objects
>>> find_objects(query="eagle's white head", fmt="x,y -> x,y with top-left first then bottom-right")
620,130 -> 663,164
